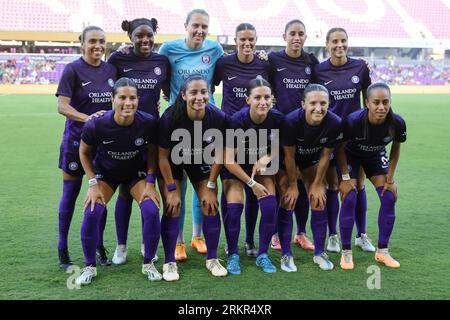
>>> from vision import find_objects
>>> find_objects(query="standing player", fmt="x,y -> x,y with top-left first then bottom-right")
282,84 -> 342,271
107,18 -> 170,265
213,23 -> 271,257
56,26 -> 116,269
75,78 -> 161,285
158,9 -> 224,261
312,28 -> 372,253
158,75 -> 227,281
269,19 -> 319,252
337,82 -> 406,269
222,78 -> 282,274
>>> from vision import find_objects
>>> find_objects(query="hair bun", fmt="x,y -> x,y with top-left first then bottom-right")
121,20 -> 130,32
151,18 -> 159,31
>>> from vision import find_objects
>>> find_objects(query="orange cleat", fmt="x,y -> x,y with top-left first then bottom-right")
175,242 -> 187,262
270,234 -> 282,251
191,237 -> 207,254
294,233 -> 315,252
340,250 -> 354,270
375,248 -> 400,268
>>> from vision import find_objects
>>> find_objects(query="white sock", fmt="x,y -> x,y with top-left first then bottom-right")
177,231 -> 184,244
192,224 -> 203,238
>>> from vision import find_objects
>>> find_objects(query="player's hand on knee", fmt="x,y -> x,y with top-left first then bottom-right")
201,191 -> 218,216
382,181 -> 397,201
309,184 -> 326,211
84,185 -> 105,212
165,192 -> 181,216
251,183 -> 270,199
339,180 -> 356,201
283,184 -> 299,211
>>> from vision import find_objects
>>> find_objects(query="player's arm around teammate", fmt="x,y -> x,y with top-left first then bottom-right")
75,78 -> 162,285
336,82 -> 406,270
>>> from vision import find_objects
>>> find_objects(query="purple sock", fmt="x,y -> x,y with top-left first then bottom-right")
376,187 -> 396,249
140,200 -> 161,264
161,215 -> 179,263
220,191 -> 227,222
355,188 -> 367,237
58,179 -> 82,250
311,209 -> 328,256
80,203 -> 105,266
224,203 -> 243,255
294,180 -> 309,235
257,195 -> 277,255
326,190 -> 339,236
114,195 -> 133,245
339,191 -> 357,250
244,187 -> 259,244
97,207 -> 107,248
277,206 -> 293,256
203,214 -> 221,260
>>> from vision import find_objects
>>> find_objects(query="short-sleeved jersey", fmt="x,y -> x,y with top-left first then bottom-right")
56,58 -> 117,152
312,57 -> 371,118
213,53 -> 271,115
283,108 -> 342,164
81,110 -> 158,181
228,107 -> 284,171
107,51 -> 170,117
343,108 -> 407,158
159,39 -> 224,105
269,50 -> 319,115
158,104 -> 227,166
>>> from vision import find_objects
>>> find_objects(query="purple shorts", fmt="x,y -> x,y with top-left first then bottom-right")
95,170 -> 146,192
158,162 -> 211,183
346,150 -> 389,179
59,150 -> 84,177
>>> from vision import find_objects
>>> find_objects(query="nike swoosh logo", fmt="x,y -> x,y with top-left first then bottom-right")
82,81 -> 92,87
123,68 -> 133,72
355,137 -> 364,140
324,80 -> 333,85
174,59 -> 182,64
277,68 -> 287,72
228,76 -> 237,81
297,138 -> 305,142
102,140 -> 114,144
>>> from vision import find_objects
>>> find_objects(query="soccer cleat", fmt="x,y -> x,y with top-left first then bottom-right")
191,237 -> 207,254
280,255 -> 298,272
375,248 -> 400,268
256,253 -> 277,273
294,233 -> 315,252
270,234 -> 282,251
313,253 -> 334,271
162,262 -> 180,281
326,234 -> 341,253
226,254 -> 241,275
141,243 -> 158,263
58,248 -> 73,270
75,266 -> 97,286
96,246 -> 112,266
340,250 -> 354,270
355,233 -> 376,252
142,262 -> 162,281
175,242 -> 187,262
244,242 -> 258,257
206,258 -> 228,277
112,245 -> 127,265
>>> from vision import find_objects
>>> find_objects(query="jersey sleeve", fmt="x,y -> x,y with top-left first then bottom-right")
56,64 -> 76,98
158,42 -> 170,57
157,113 -> 172,149
281,116 -> 297,146
361,62 -> 372,92
341,117 -> 353,142
325,119 -> 343,148
213,57 -> 223,86
81,119 -> 97,146
394,115 -> 407,143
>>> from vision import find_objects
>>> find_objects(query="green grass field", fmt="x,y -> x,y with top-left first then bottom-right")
0,93 -> 449,300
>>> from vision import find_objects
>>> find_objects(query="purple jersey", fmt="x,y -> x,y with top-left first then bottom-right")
107,51 -> 170,117
312,57 -> 371,118
213,53 -> 271,115
283,108 -> 342,167
228,107 -> 284,171
269,50 -> 319,115
56,58 -> 117,152
343,108 -> 407,158
81,110 -> 158,181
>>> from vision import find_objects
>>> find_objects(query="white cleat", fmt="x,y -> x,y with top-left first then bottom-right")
313,253 -> 334,271
112,245 -> 127,265
280,255 -> 298,272
142,262 -> 162,281
206,258 -> 228,277
355,233 -> 376,252
162,262 -> 179,281
327,234 -> 341,253
141,243 -> 159,263
75,266 -> 97,285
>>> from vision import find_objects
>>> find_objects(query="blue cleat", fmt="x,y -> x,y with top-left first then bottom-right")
256,253 -> 277,273
227,254 -> 241,275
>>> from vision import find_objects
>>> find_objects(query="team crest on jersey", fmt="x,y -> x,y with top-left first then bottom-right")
383,136 -> 392,143
351,76 -> 360,84
135,138 -> 145,146
68,162 -> 78,171
108,78 -> 115,87
73,141 -> 79,147
320,137 -> 328,144
305,67 -> 312,75
154,67 -> 162,76
201,54 -> 211,64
